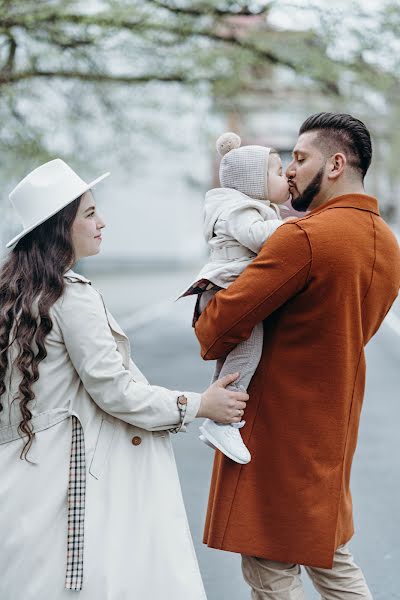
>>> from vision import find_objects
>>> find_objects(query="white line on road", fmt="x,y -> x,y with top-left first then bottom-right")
119,300 -> 170,332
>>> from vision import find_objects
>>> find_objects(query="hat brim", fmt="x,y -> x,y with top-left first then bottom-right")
6,172 -> 110,249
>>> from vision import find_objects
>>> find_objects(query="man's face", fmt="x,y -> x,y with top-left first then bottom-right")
286,131 -> 327,212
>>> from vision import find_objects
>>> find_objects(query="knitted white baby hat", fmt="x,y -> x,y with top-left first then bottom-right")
216,132 -> 271,200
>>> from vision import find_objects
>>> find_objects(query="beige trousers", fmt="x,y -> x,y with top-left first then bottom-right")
241,543 -> 373,599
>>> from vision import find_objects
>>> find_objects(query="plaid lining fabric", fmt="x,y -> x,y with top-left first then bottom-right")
169,395 -> 188,434
179,278 -> 219,298
185,280 -> 221,327
65,415 -> 86,591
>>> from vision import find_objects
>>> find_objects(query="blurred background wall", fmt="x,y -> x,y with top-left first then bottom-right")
0,0 -> 399,272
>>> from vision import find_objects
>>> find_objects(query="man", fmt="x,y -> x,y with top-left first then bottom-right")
195,113 -> 400,599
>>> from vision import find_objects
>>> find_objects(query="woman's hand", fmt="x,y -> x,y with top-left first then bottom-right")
197,372 -> 249,424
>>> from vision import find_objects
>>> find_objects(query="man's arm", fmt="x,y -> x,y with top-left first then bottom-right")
195,222 -> 312,359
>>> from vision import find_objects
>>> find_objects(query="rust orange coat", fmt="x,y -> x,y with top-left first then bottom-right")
195,194 -> 400,568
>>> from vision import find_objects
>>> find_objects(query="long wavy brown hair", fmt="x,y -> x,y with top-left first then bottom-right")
0,195 -> 82,460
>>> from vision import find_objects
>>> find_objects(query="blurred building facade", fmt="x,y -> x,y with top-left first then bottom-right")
1,17 -> 398,267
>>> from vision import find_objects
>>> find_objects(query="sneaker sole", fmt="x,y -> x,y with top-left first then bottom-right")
199,425 -> 251,465
199,434 -> 216,450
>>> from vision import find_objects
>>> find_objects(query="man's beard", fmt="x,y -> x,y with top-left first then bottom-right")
290,166 -> 325,212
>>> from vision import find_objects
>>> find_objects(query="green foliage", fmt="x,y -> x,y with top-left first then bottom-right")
0,0 -> 398,172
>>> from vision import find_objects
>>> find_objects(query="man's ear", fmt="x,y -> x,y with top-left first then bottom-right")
327,153 -> 346,180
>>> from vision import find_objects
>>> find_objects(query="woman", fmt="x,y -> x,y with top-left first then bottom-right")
0,159 -> 248,600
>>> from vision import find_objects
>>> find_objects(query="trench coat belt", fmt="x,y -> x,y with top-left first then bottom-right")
0,409 -> 70,444
210,246 -> 255,260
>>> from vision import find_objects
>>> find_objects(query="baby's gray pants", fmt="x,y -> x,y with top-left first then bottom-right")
199,290 -> 263,392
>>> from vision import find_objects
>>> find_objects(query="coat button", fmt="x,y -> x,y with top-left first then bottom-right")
131,436 -> 142,446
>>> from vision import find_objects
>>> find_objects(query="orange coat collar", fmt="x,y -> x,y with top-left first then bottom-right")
306,193 -> 380,218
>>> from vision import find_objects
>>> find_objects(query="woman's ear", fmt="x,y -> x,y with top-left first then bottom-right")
327,153 -> 346,180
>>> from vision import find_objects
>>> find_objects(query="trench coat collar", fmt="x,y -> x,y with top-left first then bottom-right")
64,268 -> 91,284
307,193 -> 380,218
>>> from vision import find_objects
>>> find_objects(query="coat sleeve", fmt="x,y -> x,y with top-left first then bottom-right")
219,206 -> 282,254
54,283 -> 201,431
195,222 -> 312,359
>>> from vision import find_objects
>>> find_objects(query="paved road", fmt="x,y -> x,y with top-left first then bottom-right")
122,295 -> 399,600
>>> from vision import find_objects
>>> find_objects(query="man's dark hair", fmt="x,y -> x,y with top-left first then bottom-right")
299,112 -> 372,180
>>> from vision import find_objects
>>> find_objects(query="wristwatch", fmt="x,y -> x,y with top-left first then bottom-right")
177,394 -> 187,419
169,394 -> 188,434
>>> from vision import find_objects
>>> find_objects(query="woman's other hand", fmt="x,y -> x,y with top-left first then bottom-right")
197,373 -> 249,423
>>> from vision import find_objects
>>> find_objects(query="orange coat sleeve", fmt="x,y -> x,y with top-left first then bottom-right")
195,222 -> 312,360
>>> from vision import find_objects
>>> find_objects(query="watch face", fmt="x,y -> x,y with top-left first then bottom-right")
178,395 -> 188,406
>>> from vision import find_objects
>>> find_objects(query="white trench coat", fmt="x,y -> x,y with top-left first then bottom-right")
0,270 -> 207,600
179,188 -> 283,297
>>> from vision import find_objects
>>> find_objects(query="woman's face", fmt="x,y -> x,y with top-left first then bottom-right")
71,191 -> 105,261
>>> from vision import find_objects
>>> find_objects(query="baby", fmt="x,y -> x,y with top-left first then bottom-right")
179,132 -> 291,464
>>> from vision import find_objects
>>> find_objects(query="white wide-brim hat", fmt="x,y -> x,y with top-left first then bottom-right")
6,158 -> 110,249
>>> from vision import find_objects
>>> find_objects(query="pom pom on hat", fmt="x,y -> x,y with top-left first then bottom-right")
216,132 -> 241,157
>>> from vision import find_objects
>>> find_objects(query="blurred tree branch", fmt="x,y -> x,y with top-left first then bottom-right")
0,2 -> 341,93
145,0 -> 272,17
0,0 -> 398,171
0,70 -> 218,85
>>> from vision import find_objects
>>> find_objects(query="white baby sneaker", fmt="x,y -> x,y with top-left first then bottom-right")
199,419 -> 251,464
199,433 -> 216,450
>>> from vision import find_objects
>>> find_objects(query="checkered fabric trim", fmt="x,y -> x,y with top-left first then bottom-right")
180,278 -> 219,298
169,395 -> 188,434
65,416 -> 86,591
191,282 -> 220,327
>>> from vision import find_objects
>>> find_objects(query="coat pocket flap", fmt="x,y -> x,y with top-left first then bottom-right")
89,418 -> 116,480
